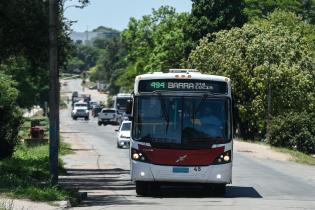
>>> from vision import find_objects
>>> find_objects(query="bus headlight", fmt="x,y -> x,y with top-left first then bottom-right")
131,149 -> 149,162
213,150 -> 231,164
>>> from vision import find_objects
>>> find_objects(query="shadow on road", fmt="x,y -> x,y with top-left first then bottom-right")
226,186 -> 262,198
59,168 -> 153,206
60,168 -> 262,207
149,184 -> 262,198
60,168 -> 134,191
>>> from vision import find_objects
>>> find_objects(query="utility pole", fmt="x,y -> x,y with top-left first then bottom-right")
49,0 -> 59,185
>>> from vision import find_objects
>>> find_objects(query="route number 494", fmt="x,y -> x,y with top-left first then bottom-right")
194,166 -> 201,172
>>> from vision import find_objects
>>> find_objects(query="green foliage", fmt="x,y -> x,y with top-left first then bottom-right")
0,108 -> 23,159
0,72 -> 23,159
188,10 -> 315,139
0,144 -> 71,201
269,112 -> 315,154
1,57 -> 49,108
0,0 -> 73,108
245,0 -> 315,24
184,0 -> 247,47
90,35 -> 127,95
0,73 -> 18,107
117,6 -> 189,90
66,44 -> 100,73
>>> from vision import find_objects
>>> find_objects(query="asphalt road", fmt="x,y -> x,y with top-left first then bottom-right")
60,79 -> 315,210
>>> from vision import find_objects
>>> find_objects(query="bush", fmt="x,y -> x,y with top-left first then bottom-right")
268,112 -> 315,154
0,107 -> 23,159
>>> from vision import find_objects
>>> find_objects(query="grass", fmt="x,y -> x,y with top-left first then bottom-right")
0,144 -> 72,202
235,138 -> 315,166
0,200 -> 14,210
0,116 -> 76,203
81,80 -> 96,89
272,147 -> 315,166
59,97 -> 68,109
60,73 -> 80,80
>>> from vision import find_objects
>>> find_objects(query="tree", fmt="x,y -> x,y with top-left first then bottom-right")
0,72 -> 23,159
117,6 -> 190,90
0,0 -> 75,108
188,10 -> 315,139
184,0 -> 247,52
66,44 -> 100,73
245,0 -> 315,24
90,35 -> 128,95
146,9 -> 189,72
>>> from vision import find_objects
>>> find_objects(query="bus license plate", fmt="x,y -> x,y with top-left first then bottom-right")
173,167 -> 189,173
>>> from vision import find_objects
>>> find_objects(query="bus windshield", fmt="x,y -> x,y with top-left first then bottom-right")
116,98 -> 129,111
132,95 -> 231,148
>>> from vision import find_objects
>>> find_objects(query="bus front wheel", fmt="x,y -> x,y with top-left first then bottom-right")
136,181 -> 149,196
213,184 -> 226,197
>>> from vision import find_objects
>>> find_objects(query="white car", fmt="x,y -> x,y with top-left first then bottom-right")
116,121 -> 131,148
98,108 -> 119,125
71,101 -> 89,120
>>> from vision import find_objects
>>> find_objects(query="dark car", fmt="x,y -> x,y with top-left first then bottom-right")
92,105 -> 102,117
72,91 -> 78,100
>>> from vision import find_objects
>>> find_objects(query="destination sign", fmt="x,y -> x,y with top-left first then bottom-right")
138,79 -> 228,94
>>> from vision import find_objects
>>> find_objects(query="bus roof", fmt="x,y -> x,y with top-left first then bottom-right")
135,70 -> 230,82
134,69 -> 231,96
113,93 -> 132,98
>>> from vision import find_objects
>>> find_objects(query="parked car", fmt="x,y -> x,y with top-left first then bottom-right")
97,108 -> 119,125
115,121 -> 131,148
88,100 -> 99,110
92,105 -> 102,117
71,101 -> 89,120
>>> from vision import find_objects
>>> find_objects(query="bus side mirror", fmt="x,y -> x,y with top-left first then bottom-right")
126,99 -> 133,115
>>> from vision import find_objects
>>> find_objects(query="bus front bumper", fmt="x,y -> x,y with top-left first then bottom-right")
131,161 -> 232,184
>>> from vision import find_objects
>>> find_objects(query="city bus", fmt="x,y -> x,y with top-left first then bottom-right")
129,69 -> 233,196
111,93 -> 132,114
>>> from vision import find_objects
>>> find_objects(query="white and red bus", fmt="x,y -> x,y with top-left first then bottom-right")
129,69 -> 233,196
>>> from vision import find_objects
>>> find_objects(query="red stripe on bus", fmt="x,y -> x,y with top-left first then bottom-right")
138,145 -> 224,166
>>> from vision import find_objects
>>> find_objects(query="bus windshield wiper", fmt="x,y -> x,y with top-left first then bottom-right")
158,92 -> 170,133
193,93 -> 208,116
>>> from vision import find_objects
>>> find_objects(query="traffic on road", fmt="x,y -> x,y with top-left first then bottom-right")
60,77 -> 315,210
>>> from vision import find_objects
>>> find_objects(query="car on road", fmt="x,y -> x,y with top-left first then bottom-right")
116,121 -> 131,148
92,105 -> 102,117
71,101 -> 89,120
97,108 -> 119,125
88,100 -> 99,110
118,112 -> 131,125
72,91 -> 78,99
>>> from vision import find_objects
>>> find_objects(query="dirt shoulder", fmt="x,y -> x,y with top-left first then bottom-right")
0,197 -> 58,210
234,139 -> 292,162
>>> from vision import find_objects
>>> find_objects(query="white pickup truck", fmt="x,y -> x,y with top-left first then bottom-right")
97,108 -> 119,126
71,101 -> 89,120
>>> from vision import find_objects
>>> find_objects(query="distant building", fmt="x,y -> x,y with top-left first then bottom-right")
70,31 -> 119,45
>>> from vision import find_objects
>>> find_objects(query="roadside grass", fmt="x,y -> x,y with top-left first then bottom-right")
0,144 -> 72,201
60,73 -> 80,80
0,116 -> 76,202
272,147 -> 315,166
0,200 -> 14,210
60,96 -> 68,109
81,80 -> 96,89
235,138 -> 315,166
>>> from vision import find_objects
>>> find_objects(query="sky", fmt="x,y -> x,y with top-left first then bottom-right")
64,0 -> 192,32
